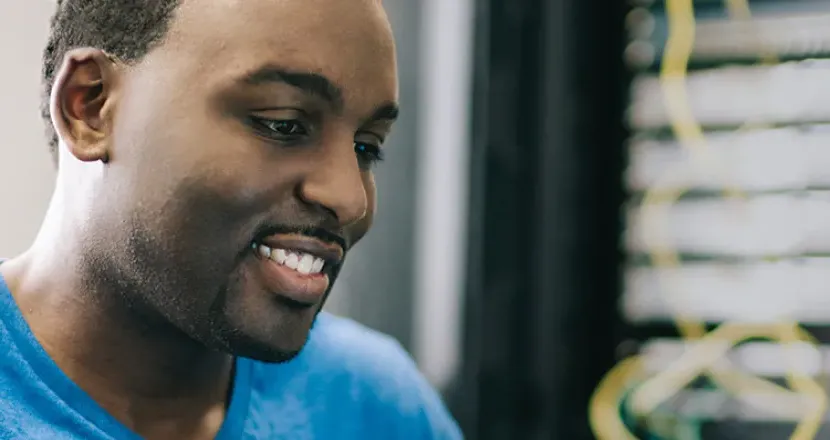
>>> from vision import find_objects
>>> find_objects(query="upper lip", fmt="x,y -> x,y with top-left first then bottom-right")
257,234 -> 344,265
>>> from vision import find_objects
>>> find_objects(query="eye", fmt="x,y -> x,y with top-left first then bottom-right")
251,117 -> 308,139
355,142 -> 384,170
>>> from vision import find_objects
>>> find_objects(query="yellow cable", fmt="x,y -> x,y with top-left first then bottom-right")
589,1 -> 828,438
589,357 -> 644,440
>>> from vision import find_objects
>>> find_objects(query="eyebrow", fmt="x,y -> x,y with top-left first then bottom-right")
239,65 -> 345,110
238,64 -> 400,123
369,102 -> 400,123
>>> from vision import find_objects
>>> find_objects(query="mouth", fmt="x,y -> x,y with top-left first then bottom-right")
249,235 -> 344,307
254,243 -> 328,275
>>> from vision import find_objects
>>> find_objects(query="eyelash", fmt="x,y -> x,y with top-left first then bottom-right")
355,142 -> 385,169
251,117 -> 385,169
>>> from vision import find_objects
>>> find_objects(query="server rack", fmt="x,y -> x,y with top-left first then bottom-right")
622,1 -> 830,439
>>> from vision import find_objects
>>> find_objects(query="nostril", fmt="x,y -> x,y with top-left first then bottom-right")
319,205 -> 339,223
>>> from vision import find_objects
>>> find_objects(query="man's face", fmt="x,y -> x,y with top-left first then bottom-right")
84,0 -> 398,361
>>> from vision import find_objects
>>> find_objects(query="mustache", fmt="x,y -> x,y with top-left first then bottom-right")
254,224 -> 349,252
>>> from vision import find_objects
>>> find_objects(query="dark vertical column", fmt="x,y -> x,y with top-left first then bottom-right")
451,0 -> 627,438
530,0 -> 628,438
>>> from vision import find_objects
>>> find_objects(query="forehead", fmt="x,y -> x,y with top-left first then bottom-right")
146,0 -> 398,107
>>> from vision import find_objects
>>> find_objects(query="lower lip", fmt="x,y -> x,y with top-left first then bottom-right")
253,253 -> 330,306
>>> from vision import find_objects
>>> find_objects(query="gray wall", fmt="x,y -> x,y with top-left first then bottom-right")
0,1 -> 56,255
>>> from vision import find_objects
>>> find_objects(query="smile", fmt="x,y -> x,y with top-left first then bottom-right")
253,243 -> 326,276
248,234 -> 343,306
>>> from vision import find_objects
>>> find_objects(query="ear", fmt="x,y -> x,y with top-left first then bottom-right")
50,48 -> 121,163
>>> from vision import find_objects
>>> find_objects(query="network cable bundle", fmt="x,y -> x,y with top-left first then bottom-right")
600,0 -> 830,439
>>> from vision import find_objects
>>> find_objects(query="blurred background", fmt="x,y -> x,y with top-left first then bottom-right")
6,0 -> 830,439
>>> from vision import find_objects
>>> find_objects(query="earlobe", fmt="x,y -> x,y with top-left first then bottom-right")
50,48 -> 121,163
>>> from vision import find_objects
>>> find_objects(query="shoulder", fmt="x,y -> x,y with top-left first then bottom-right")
308,313 -> 463,438
308,312 -> 423,386
251,312 -> 463,439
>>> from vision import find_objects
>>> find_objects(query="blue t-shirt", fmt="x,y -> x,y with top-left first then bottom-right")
0,273 -> 463,439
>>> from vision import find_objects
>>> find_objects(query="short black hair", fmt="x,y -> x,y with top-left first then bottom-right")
41,0 -> 182,164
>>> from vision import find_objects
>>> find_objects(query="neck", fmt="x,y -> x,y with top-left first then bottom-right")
1,186 -> 233,437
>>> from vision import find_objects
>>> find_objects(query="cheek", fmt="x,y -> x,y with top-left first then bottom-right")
116,150 -> 269,262
123,120 -> 270,219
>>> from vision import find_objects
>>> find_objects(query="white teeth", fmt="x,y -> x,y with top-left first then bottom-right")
285,253 -> 299,269
274,248 -> 287,264
255,243 -> 327,275
297,254 -> 314,274
258,245 -> 271,258
312,258 -> 324,273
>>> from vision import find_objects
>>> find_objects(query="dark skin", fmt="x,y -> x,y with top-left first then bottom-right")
0,0 -> 398,438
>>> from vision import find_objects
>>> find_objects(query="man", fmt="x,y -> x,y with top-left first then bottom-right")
0,0 -> 462,439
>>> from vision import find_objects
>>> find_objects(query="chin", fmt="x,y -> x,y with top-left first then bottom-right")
223,333 -> 308,363
205,269 -> 328,363
238,345 -> 304,364
210,311 -> 319,363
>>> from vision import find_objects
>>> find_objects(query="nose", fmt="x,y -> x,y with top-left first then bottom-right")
298,143 -> 368,228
